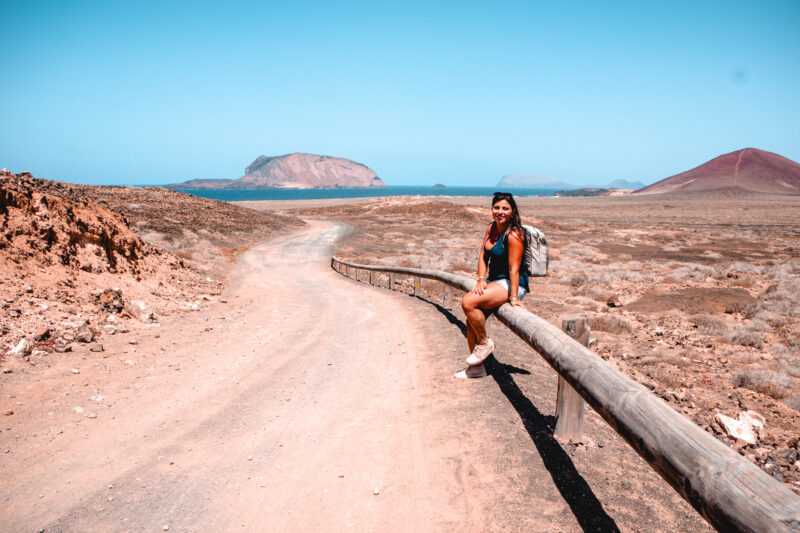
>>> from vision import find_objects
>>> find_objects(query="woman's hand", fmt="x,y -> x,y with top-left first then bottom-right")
471,278 -> 487,295
509,297 -> 522,307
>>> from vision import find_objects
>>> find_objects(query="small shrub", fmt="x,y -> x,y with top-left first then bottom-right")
774,344 -> 800,378
590,314 -> 634,335
569,272 -> 589,288
690,314 -> 729,337
783,396 -> 800,412
727,262 -> 759,275
668,265 -> 716,283
732,370 -> 792,399
727,327 -> 765,349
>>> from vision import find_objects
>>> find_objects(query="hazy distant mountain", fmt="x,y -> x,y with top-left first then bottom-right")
636,148 -> 800,195
170,178 -> 236,189
496,174 -> 576,190
171,153 -> 384,189
608,179 -> 645,189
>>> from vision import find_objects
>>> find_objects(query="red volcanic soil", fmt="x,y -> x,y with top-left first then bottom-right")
637,148 -> 800,195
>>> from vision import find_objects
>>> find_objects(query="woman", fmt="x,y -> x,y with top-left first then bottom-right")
456,192 -> 528,379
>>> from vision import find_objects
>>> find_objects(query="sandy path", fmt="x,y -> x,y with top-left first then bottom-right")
2,219 -> 711,533
2,221 -> 459,532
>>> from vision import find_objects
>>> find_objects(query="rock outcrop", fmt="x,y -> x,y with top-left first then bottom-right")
636,148 -> 800,195
0,170 -> 149,274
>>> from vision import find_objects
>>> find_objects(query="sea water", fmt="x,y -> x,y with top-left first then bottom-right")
179,186 -> 559,202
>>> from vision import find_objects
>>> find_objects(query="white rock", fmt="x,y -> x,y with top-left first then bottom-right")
8,338 -> 32,357
715,410 -> 766,445
126,300 -> 155,322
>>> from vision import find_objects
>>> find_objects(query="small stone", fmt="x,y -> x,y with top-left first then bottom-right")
73,406 -> 84,414
2,368 -> 12,374
597,441 -> 605,448
53,341 -> 73,353
8,338 -> 32,357
71,368 -> 80,375
88,343 -> 104,353
606,295 -> 622,308
97,288 -> 124,313
33,326 -> 51,341
163,526 -> 170,531
85,412 -> 98,419
373,487 -> 381,495
75,326 -> 94,343
4,409 -> 13,416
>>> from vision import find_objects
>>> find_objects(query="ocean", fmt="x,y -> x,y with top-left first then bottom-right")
178,186 -> 560,202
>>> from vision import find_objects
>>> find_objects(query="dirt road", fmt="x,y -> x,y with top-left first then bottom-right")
3,220 -> 709,532
3,221 -> 464,532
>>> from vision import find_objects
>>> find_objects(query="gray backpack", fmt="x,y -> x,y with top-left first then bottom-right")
522,224 -> 549,277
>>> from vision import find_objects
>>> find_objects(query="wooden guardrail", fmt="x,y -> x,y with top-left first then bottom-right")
331,256 -> 800,533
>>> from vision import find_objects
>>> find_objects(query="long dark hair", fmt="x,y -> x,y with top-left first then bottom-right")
491,191 -> 524,238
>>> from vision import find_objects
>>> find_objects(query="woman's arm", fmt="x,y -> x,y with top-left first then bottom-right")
471,225 -> 491,295
507,229 -> 524,306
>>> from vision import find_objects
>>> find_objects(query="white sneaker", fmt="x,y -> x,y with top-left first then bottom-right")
454,365 -> 487,379
465,338 -> 495,366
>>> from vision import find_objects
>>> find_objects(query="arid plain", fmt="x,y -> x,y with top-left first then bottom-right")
245,192 -> 800,490
3,171 -> 800,531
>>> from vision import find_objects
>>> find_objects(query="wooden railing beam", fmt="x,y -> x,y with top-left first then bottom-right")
330,256 -> 800,532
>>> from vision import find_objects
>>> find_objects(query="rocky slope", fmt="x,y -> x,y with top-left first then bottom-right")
173,153 -> 384,189
637,148 -> 800,195
0,170 -> 302,365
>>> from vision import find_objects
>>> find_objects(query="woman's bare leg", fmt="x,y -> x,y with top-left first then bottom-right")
461,283 -> 509,345
466,321 -> 477,353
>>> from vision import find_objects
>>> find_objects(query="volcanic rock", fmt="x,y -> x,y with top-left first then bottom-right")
0,173 -> 150,272
97,288 -> 124,313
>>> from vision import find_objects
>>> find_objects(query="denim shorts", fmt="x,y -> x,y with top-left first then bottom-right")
491,278 -> 527,300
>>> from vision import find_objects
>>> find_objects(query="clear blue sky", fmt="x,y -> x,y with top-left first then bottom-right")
1,1 -> 798,186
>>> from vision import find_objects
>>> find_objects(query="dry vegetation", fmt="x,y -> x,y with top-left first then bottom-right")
287,193 -> 800,491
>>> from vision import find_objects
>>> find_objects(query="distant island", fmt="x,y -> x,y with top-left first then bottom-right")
496,174 -> 575,190
555,187 -> 610,197
432,183 -> 446,189
608,178 -> 645,189
171,153 -> 385,190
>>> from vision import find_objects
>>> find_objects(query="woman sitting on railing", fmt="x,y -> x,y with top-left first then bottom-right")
457,191 -> 528,379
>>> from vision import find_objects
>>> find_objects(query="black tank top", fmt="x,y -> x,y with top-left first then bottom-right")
485,229 -> 529,290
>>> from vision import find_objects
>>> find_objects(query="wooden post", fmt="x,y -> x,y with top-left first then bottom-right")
369,271 -> 373,285
413,276 -> 421,296
389,273 -> 393,291
554,316 -> 589,443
